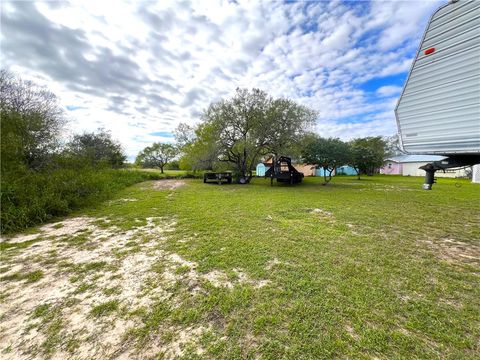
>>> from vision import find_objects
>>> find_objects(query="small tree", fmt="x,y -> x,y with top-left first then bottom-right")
348,137 -> 387,179
65,129 -> 126,168
136,143 -> 178,173
301,135 -> 350,184
0,69 -> 66,170
175,122 -> 220,171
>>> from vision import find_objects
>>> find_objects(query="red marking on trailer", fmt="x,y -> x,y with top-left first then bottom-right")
424,47 -> 435,55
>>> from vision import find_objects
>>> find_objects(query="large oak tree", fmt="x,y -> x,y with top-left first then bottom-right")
178,88 -> 316,183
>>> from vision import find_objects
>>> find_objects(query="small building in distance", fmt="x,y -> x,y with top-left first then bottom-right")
256,163 -> 267,177
336,165 -> 357,176
256,157 -> 274,177
380,155 -> 470,178
294,164 -> 316,177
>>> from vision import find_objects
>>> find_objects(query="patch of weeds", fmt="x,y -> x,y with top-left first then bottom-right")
126,301 -> 172,343
150,261 -> 165,274
42,318 -> 64,355
69,275 -> 82,283
42,257 -> 60,266
142,276 -> 160,292
0,238 -> 41,252
172,307 -> 201,325
58,260 -> 76,271
52,223 -> 64,229
175,265 -> 191,275
161,329 -> 175,343
128,307 -> 148,319
32,303 -> 51,318
61,233 -> 90,247
103,286 -> 122,296
91,300 -> 120,317
91,219 -> 112,229
81,261 -> 108,273
109,273 -> 123,281
65,335 -> 81,353
74,282 -> 96,294
30,303 -> 66,356
0,269 -> 44,283
0,266 -> 10,274
112,249 -> 133,259
65,261 -> 108,283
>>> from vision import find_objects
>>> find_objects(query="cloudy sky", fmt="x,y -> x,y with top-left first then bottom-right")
1,0 -> 443,160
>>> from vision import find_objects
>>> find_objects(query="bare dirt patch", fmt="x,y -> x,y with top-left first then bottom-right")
310,208 -> 333,217
165,253 -> 270,290
0,216 -> 177,359
309,208 -> 335,222
151,179 -> 186,191
0,213 -> 269,359
1,217 -> 95,244
422,237 -> 480,265
345,324 -> 360,341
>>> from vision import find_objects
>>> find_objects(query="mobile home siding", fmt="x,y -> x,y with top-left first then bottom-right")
395,0 -> 480,155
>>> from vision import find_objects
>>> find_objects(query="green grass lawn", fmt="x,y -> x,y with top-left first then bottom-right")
1,175 -> 479,359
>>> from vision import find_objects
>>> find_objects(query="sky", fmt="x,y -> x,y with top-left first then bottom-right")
1,0 -> 444,160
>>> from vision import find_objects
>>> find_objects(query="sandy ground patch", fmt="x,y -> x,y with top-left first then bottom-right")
310,208 -> 333,217
0,213 -> 268,359
165,253 -> 270,290
423,238 -> 480,265
0,216 -> 177,359
151,180 -> 186,191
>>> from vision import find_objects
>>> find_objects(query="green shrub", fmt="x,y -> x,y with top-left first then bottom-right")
0,166 -> 163,234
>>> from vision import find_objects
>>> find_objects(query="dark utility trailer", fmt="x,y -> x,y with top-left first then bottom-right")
395,0 -> 480,189
265,156 -> 304,185
203,172 -> 232,184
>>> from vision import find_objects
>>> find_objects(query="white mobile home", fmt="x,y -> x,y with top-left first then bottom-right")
395,0 -> 480,155
395,0 -> 480,188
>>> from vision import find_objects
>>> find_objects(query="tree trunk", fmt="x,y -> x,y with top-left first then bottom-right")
246,170 -> 253,183
323,167 -> 333,185
236,160 -> 249,184
160,166 -> 164,174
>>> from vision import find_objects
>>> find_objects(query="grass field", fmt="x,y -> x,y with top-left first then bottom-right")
1,175 -> 479,359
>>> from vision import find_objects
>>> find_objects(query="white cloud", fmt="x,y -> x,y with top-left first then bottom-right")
376,85 -> 403,97
1,0 -> 443,159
